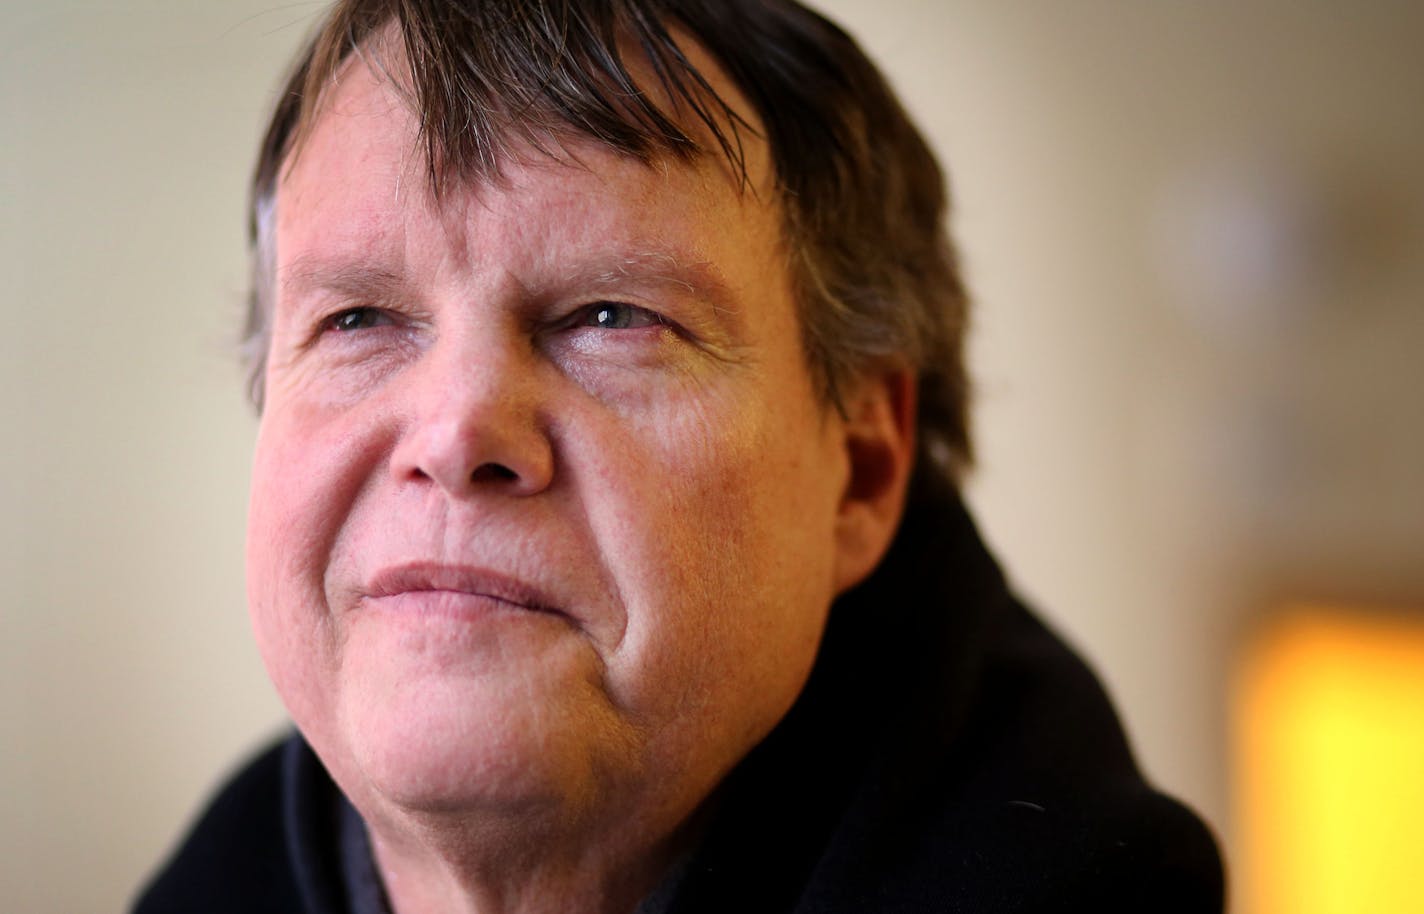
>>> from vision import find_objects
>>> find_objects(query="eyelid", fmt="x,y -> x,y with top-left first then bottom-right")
323,305 -> 395,332
295,303 -> 405,352
568,300 -> 672,332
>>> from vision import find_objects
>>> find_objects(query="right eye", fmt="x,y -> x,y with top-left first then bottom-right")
325,307 -> 391,332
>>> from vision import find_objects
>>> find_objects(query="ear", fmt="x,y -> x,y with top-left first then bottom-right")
832,368 -> 917,595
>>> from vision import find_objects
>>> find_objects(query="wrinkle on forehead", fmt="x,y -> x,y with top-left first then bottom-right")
286,17 -> 775,215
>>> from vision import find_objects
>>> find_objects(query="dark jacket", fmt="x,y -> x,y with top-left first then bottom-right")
134,471 -> 1224,912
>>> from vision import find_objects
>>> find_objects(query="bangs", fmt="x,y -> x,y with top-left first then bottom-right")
272,0 -> 754,199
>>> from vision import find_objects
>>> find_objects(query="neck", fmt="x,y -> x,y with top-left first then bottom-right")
362,796 -> 697,914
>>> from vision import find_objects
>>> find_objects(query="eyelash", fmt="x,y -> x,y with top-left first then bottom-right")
312,301 -> 678,369
320,302 -> 666,334
324,307 -> 392,333
572,302 -> 666,332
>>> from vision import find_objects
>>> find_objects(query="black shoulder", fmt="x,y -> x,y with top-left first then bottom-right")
890,599 -> 1226,912
1082,788 -> 1225,913
132,736 -> 307,914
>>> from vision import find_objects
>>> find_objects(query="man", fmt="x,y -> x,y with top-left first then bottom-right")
137,1 -> 1223,911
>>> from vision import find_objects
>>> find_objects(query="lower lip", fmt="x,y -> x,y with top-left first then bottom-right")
363,590 -> 543,622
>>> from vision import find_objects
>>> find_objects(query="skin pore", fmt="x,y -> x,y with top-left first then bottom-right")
246,29 -> 915,914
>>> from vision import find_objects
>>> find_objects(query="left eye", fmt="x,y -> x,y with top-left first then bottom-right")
325,307 -> 392,332
580,302 -> 663,330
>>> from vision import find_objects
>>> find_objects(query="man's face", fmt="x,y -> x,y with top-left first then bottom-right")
247,53 -> 859,837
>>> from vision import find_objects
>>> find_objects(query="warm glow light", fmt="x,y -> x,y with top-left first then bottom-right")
1235,609 -> 1424,914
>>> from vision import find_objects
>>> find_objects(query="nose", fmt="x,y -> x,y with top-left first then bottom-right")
389,336 -> 555,498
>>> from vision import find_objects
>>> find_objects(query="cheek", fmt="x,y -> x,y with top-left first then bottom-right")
580,387 -> 842,752
245,404 -> 376,727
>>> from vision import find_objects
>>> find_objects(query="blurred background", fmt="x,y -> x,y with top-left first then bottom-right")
3,1 -> 1421,911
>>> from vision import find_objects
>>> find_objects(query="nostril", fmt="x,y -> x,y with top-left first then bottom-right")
471,462 -> 519,483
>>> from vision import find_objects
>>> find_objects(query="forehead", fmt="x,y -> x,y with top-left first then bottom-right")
274,30 -> 782,276
281,81 -> 763,290
279,20 -> 775,216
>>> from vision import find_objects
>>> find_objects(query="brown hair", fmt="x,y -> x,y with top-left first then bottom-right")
245,0 -> 972,478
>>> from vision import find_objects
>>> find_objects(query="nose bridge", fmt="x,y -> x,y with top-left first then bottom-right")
392,318 -> 554,496
433,321 -> 522,415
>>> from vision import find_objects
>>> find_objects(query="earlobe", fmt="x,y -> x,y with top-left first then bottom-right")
832,369 -> 917,594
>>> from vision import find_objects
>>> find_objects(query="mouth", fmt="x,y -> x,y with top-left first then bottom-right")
363,562 -> 562,617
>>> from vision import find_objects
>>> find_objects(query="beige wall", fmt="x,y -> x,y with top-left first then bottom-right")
4,2 -> 1421,911
2,4 -> 298,909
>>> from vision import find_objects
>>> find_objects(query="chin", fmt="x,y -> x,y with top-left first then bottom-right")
344,710 -> 568,816
322,638 -> 638,822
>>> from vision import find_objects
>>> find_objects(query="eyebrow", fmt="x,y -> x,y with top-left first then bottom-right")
570,250 -> 740,321
280,255 -> 408,305
281,248 -> 741,321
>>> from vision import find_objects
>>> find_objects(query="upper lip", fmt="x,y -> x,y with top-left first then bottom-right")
364,562 -> 560,614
